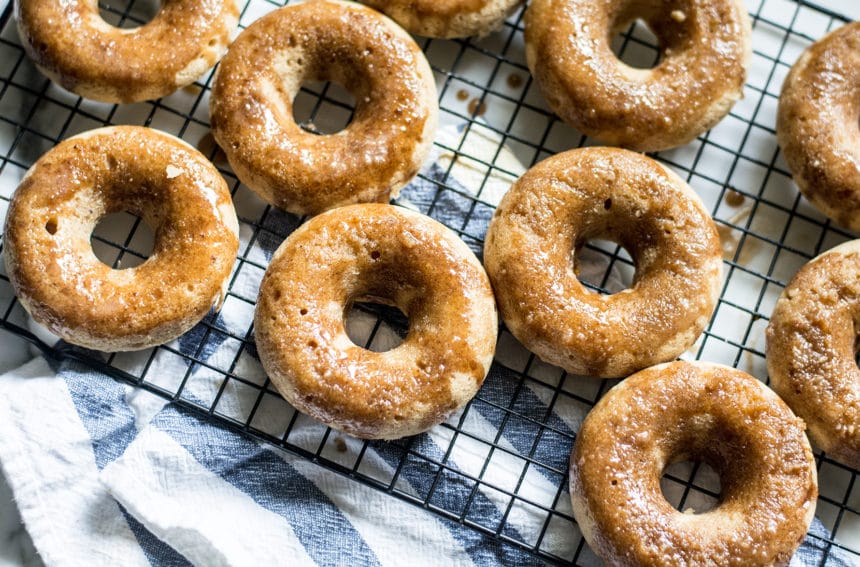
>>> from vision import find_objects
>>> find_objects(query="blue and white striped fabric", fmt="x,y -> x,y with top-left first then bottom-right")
0,355 -> 546,566
0,121 -> 853,566
0,344 -> 852,566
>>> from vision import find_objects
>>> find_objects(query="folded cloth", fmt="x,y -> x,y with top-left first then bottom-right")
0,120 -> 854,566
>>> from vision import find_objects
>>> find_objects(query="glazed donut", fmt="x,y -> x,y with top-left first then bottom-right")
15,0 -> 239,103
524,0 -> 751,152
766,240 -> 860,469
358,0 -> 524,38
3,126 -> 239,352
570,361 -> 817,566
254,203 -> 497,439
777,22 -> 860,231
210,0 -> 438,217
483,147 -> 721,378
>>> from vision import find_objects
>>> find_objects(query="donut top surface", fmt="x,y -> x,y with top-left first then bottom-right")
572,362 -> 817,566
209,0 -> 437,215
766,240 -> 860,468
484,147 -> 722,377
372,0 -> 489,18
777,22 -> 860,231
254,204 -> 497,439
15,0 -> 239,102
524,0 -> 750,151
359,0 -> 522,38
3,126 -> 239,351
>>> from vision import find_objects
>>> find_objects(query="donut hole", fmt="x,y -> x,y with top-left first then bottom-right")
574,239 -> 635,294
45,218 -> 58,235
610,19 -> 662,70
99,0 -> 160,29
293,81 -> 356,135
91,211 -> 155,270
660,460 -> 722,514
610,0 -> 693,71
344,299 -> 409,353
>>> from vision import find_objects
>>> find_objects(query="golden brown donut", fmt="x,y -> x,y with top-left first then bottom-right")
254,203 -> 497,439
777,22 -> 860,231
3,126 -> 239,351
571,361 -> 818,566
15,0 -> 239,103
210,0 -> 438,217
766,240 -> 860,469
359,0 -> 524,38
483,147 -> 721,378
524,0 -> 751,152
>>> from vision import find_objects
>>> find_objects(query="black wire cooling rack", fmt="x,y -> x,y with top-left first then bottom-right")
1,0 -> 860,564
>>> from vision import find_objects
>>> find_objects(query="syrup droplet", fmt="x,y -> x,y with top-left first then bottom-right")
468,98 -> 487,117
725,188 -> 745,207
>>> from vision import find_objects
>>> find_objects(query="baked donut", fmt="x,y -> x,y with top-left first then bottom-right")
358,0 -> 524,38
777,22 -> 860,231
210,0 -> 438,217
571,361 -> 818,566
3,126 -> 239,351
15,0 -> 239,103
483,147 -> 721,378
766,240 -> 860,469
524,0 -> 751,152
254,203 -> 497,439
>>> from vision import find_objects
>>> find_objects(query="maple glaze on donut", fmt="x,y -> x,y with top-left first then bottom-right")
254,204 -> 497,440
777,22 -> 860,231
15,0 -> 239,102
359,0 -> 524,38
524,0 -> 750,151
571,361 -> 817,566
767,240 -> 860,469
483,147 -> 721,378
3,126 -> 239,351
210,0 -> 437,216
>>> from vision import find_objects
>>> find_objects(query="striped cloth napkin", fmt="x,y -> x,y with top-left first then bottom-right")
0,121 -> 852,565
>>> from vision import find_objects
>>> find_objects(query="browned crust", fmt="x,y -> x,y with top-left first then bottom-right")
483,147 -> 721,378
571,361 -> 817,567
359,0 -> 524,38
254,204 -> 497,439
766,240 -> 860,468
209,0 -> 438,217
15,0 -> 239,103
3,126 -> 239,351
776,22 -> 860,232
524,0 -> 750,152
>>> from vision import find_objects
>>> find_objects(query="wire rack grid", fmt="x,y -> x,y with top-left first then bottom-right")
1,0 -> 859,564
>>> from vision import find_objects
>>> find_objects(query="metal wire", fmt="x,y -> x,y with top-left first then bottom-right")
1,0 -> 859,564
